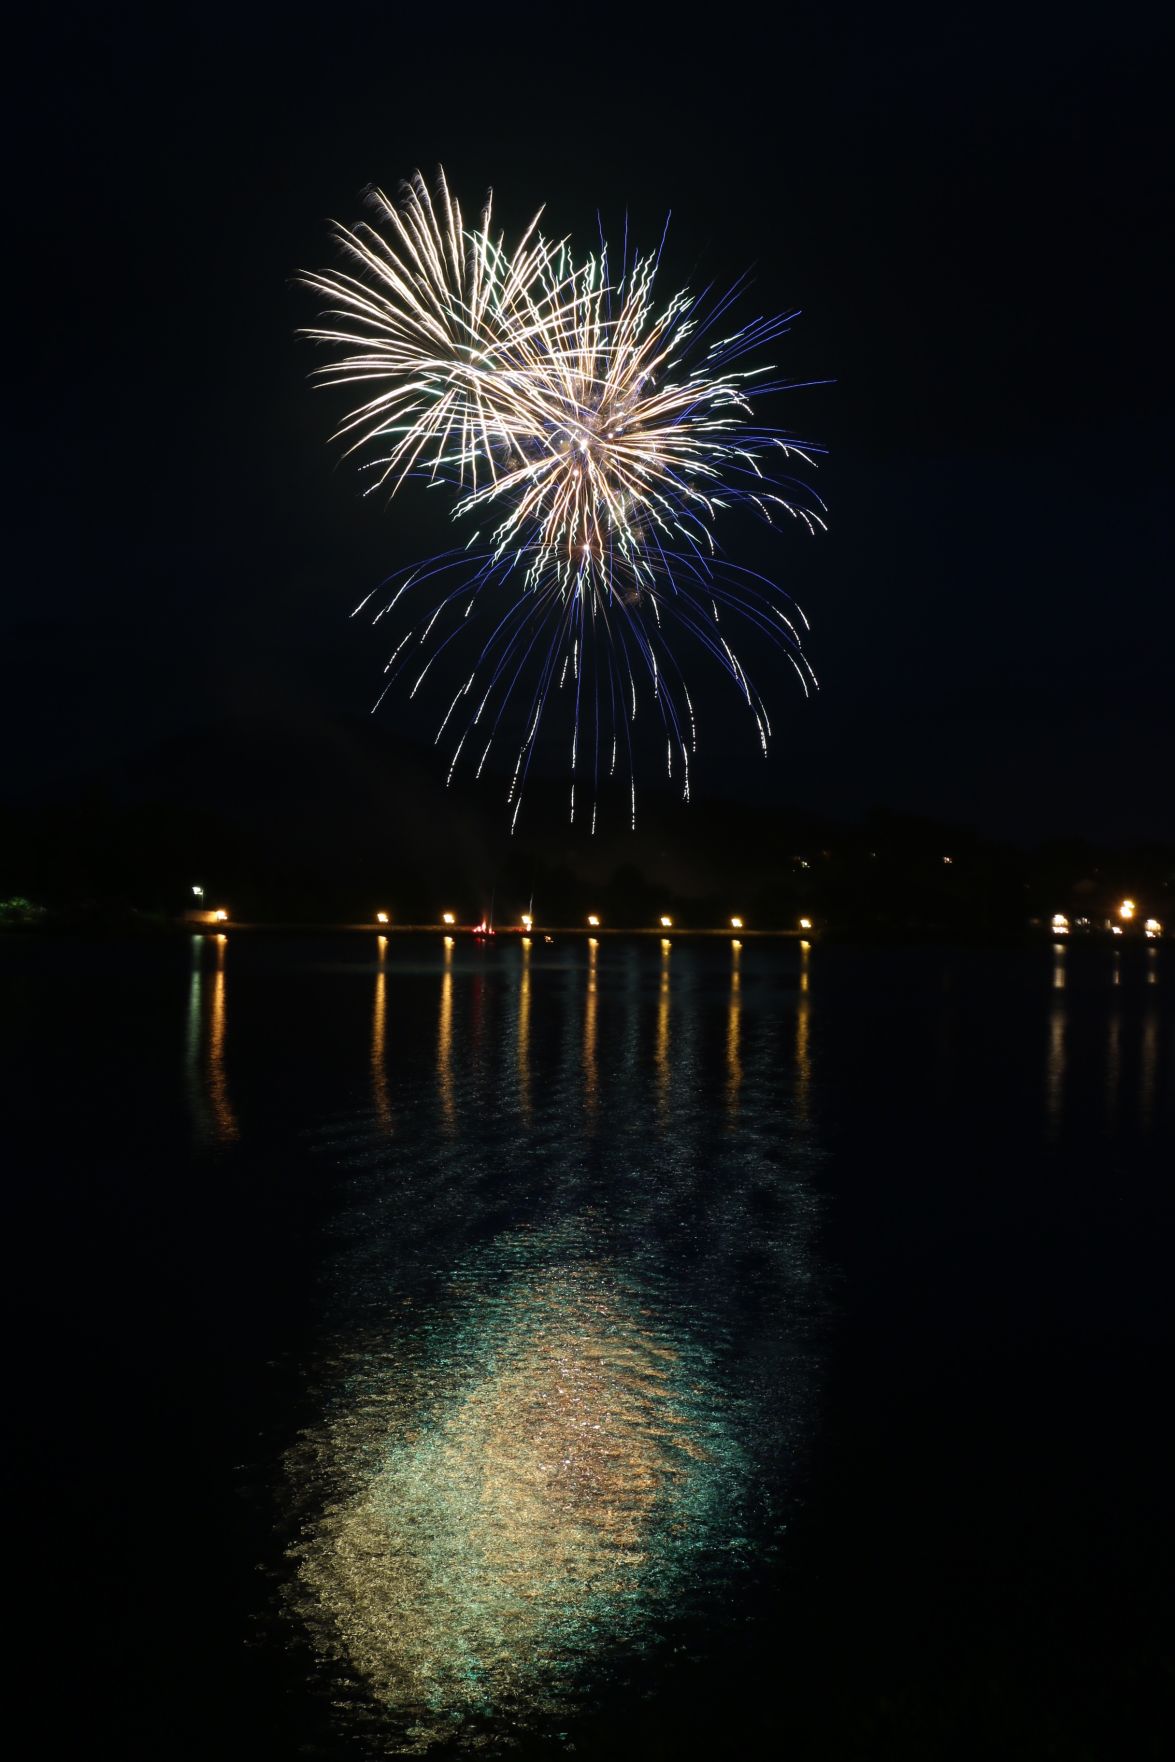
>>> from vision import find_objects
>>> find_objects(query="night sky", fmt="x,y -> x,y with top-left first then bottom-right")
9,5 -> 1173,851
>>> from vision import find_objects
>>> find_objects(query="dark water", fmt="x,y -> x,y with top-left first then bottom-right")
4,934 -> 1173,1758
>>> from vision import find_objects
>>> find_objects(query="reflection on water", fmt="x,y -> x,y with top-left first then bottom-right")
285,938 -> 824,1753
727,939 -> 742,1115
185,933 -> 237,1142
372,937 -> 392,1136
291,1227 -> 740,1755
795,938 -> 812,1123
584,937 -> 598,1114
656,937 -> 671,1118
279,937 -> 1170,1753
518,936 -> 532,1123
438,936 -> 455,1133
1046,942 -> 1066,1138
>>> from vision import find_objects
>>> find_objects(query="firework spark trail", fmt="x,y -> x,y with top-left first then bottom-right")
303,168 -> 828,830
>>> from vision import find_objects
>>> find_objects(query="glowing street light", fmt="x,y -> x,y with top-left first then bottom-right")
521,913 -> 533,931
587,914 -> 600,928
1145,918 -> 1162,938
799,917 -> 812,931
191,884 -> 204,899
730,916 -> 743,930
375,911 -> 389,925
1052,913 -> 1069,933
214,908 -> 228,923
1119,899 -> 1136,921
442,911 -> 456,926
659,915 -> 673,929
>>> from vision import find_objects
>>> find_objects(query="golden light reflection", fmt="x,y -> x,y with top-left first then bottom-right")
795,938 -> 811,1123
372,938 -> 392,1135
583,937 -> 598,1114
184,935 -> 209,1139
438,937 -> 455,1131
1052,940 -> 1067,991
656,936 -> 671,1116
726,939 -> 741,1115
208,934 -> 238,1141
291,1245 -> 731,1752
517,936 -> 532,1121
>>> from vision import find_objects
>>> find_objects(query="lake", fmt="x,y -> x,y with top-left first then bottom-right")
4,933 -> 1172,1758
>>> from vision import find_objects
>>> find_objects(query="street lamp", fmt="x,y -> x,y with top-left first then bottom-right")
375,912 -> 389,925
1119,899 -> 1136,921
799,917 -> 812,931
191,885 -> 204,900
442,912 -> 456,926
521,913 -> 533,931
659,915 -> 673,929
587,914 -> 600,928
730,916 -> 743,930
214,908 -> 228,923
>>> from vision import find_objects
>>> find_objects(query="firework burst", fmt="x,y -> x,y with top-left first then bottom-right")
302,168 -> 827,830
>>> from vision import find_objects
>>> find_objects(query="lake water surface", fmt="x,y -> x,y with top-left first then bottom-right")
4,935 -> 1172,1757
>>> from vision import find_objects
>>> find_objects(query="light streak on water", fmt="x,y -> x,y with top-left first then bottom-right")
517,936 -> 532,1123
795,940 -> 812,1126
372,937 -> 392,1136
583,937 -> 599,1116
438,937 -> 455,1133
727,939 -> 742,1116
208,936 -> 238,1142
656,938 -> 672,1121
185,933 -> 237,1142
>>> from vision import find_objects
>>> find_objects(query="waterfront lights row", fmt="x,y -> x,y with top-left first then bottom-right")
369,909 -> 825,932
1052,905 -> 1162,938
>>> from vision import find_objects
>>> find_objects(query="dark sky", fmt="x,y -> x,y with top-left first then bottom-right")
8,4 -> 1173,846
